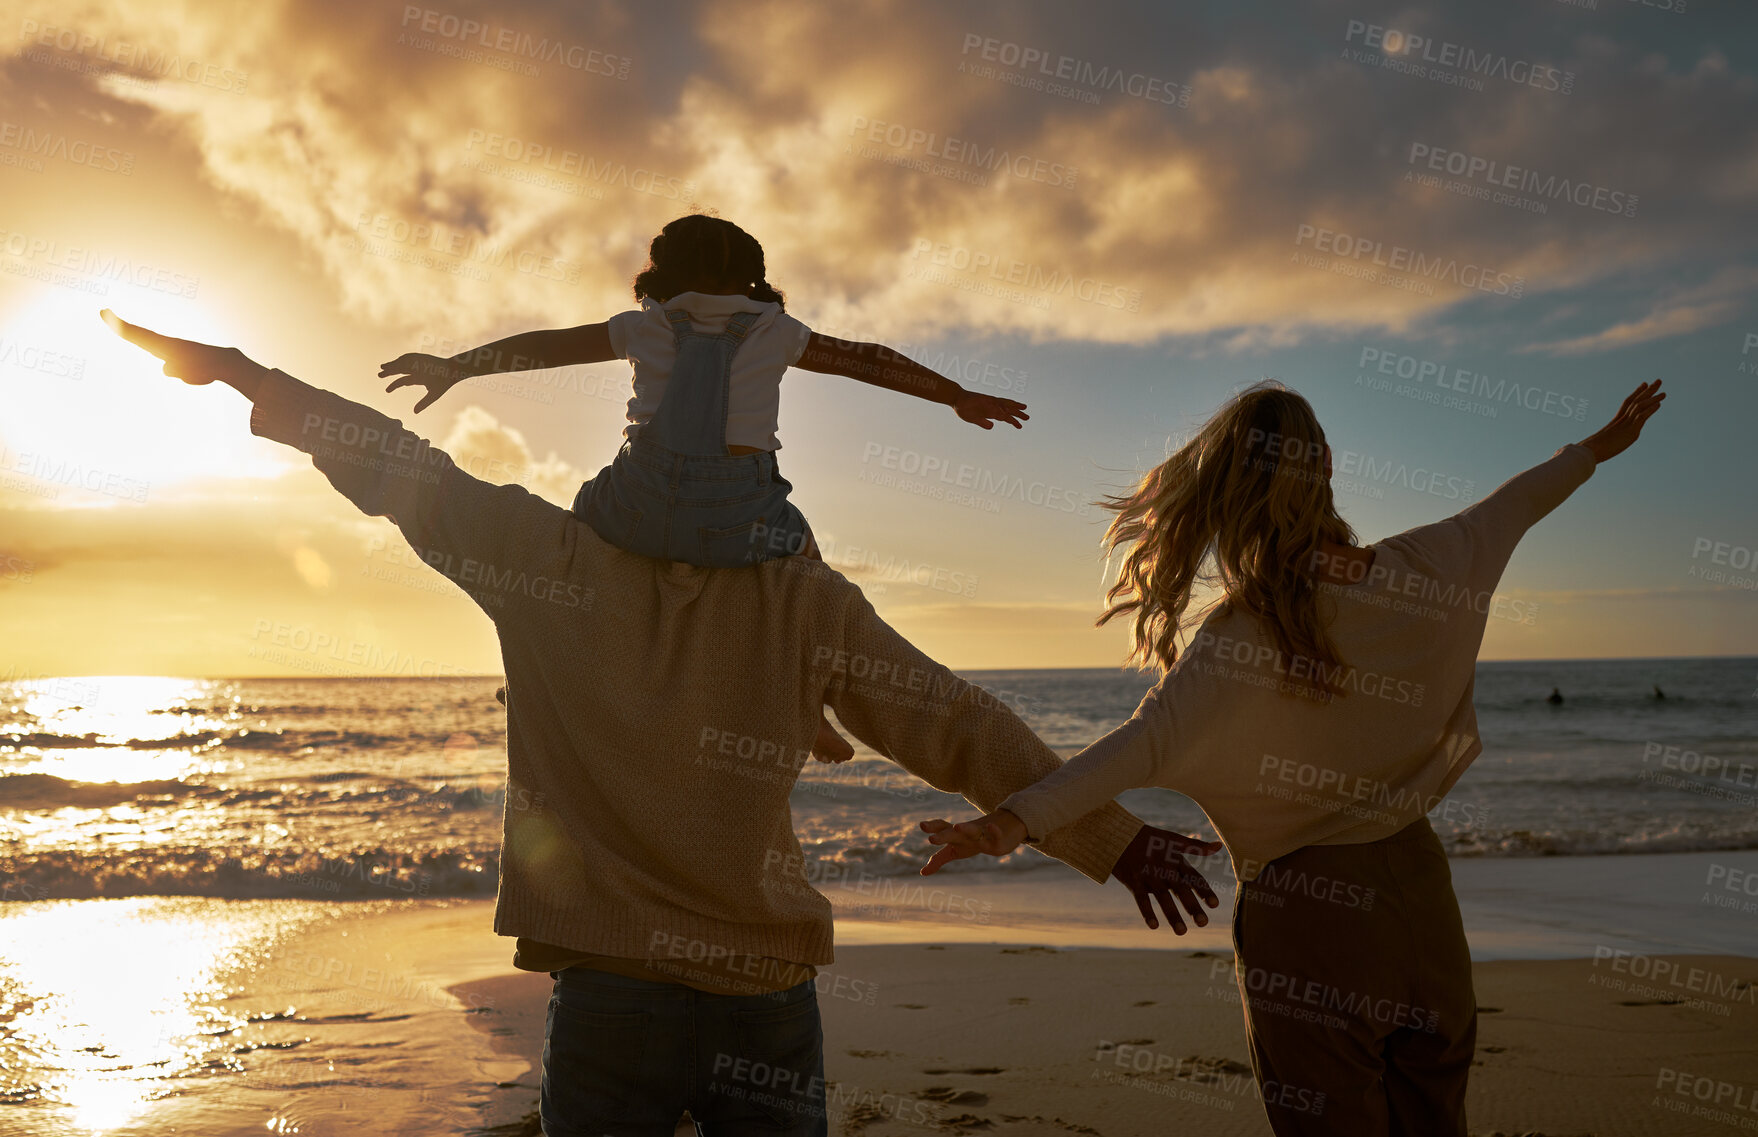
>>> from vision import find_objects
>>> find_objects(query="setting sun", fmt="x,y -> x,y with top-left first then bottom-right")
0,293 -> 287,500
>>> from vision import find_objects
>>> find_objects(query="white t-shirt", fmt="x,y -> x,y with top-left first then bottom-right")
606,291 -> 814,451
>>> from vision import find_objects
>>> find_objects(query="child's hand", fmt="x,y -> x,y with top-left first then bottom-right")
954,390 -> 1029,430
381,352 -> 473,412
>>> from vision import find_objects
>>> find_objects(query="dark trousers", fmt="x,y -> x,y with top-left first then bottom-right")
541,968 -> 827,1137
1232,818 -> 1476,1136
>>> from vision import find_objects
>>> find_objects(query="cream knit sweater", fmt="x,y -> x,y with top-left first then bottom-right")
250,370 -> 1143,966
1001,445 -> 1598,881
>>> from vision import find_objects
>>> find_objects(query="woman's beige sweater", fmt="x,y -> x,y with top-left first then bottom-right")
1001,445 -> 1597,881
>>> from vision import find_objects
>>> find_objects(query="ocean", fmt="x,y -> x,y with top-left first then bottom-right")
2,659 -> 1755,905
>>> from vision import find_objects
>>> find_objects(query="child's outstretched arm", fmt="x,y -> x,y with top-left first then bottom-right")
794,332 -> 1028,430
381,323 -> 614,412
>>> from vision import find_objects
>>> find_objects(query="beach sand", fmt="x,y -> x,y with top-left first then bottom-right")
15,855 -> 1733,1134
424,854 -> 1758,1136
455,943 -> 1758,1137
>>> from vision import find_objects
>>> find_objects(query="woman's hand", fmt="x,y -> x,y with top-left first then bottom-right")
1109,824 -> 1224,933
953,390 -> 1029,430
1578,379 -> 1665,463
381,352 -> 474,412
918,810 -> 1029,874
100,310 -> 264,395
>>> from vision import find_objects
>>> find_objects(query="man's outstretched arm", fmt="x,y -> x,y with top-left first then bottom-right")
818,583 -> 1222,932
102,311 -> 558,613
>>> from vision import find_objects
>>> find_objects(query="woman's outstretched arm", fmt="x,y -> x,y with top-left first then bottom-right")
1389,380 -> 1666,584
919,674 -> 1187,871
380,323 -> 614,412
793,332 -> 1028,430
1451,380 -> 1666,576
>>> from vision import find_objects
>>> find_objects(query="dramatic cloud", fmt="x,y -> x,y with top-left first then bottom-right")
1520,265 -> 1758,355
7,0 -> 1752,348
440,403 -> 589,506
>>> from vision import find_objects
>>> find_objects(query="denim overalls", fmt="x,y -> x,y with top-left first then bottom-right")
571,308 -> 812,567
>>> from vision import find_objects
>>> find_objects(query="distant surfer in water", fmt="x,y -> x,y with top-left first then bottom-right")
1653,684 -> 1666,700
1547,687 -> 1564,705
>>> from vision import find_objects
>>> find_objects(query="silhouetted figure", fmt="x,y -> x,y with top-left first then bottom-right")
378,213 -> 1025,768
1546,687 -> 1564,705
1653,684 -> 1666,700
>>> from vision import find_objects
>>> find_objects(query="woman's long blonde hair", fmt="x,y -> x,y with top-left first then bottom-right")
1098,381 -> 1355,697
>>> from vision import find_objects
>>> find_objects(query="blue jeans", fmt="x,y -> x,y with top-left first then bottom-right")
541,968 -> 828,1137
573,441 -> 812,567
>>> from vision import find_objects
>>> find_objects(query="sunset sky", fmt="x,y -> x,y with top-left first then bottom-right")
1,0 -> 1754,677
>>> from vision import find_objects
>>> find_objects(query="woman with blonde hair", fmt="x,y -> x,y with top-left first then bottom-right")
919,379 -> 1666,1136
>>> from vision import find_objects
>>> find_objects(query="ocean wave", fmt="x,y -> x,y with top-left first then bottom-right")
125,730 -> 226,749
0,726 -> 498,755
0,773 -> 512,813
0,731 -> 105,750
1443,828 -> 1758,859
2,824 -> 1756,904
224,729 -> 402,751
221,728 -> 497,753
0,773 -> 202,809
793,818 -> 1758,877
0,847 -> 500,901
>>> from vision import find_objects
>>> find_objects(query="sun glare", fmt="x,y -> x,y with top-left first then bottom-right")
0,292 -> 289,499
1,676 -> 227,784
0,898 -> 328,1134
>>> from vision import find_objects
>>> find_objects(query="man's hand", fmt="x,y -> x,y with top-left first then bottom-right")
1578,379 -> 1665,463
101,309 -> 262,392
381,352 -> 474,412
918,809 -> 1029,874
953,390 -> 1029,430
1109,824 -> 1223,934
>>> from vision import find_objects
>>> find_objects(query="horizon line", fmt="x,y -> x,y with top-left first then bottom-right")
7,653 -> 1755,682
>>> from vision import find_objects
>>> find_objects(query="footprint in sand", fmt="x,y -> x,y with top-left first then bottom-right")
1476,1006 -> 1503,1013
922,1066 -> 1006,1075
917,1087 -> 990,1106
846,1048 -> 897,1058
1176,1055 -> 1253,1083
895,1003 -> 929,1009
1008,997 -> 1029,1005
1132,1000 -> 1156,1007
999,1114 -> 1102,1135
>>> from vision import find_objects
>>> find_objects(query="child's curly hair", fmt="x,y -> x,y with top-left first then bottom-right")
633,214 -> 785,310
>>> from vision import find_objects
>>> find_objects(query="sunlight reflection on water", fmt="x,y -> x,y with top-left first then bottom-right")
0,897 -> 328,1133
